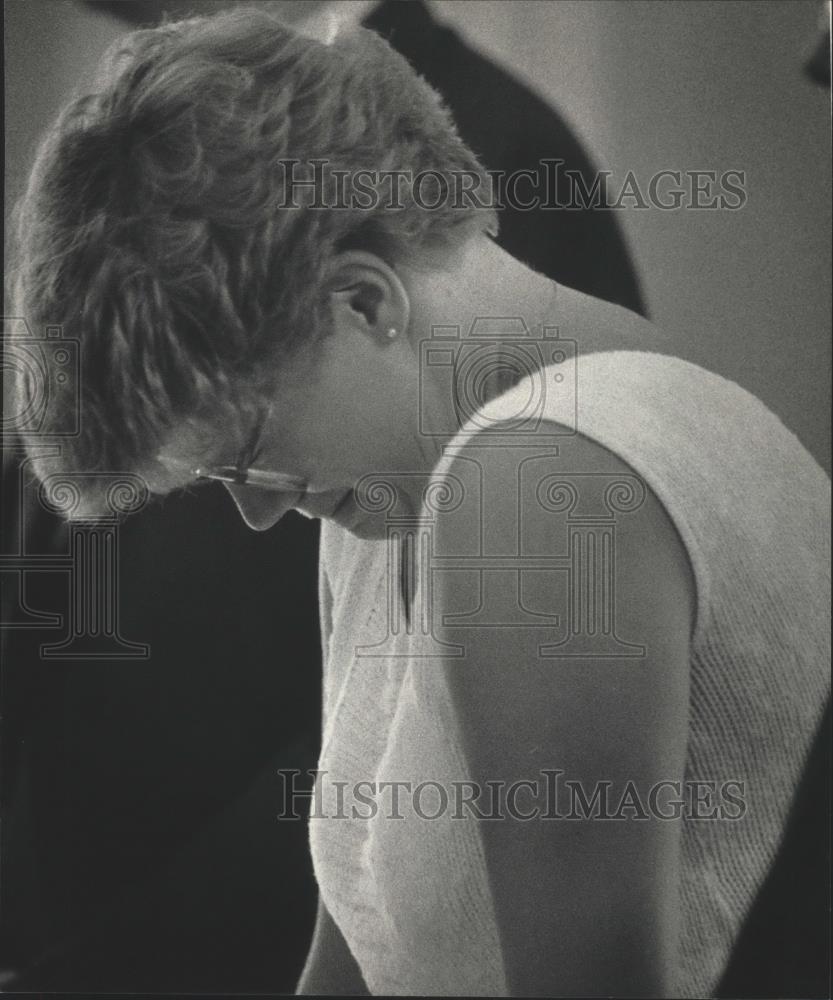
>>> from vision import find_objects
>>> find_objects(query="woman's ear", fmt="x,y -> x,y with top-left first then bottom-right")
326,250 -> 410,343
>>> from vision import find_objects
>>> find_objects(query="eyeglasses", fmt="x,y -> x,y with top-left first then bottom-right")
191,401 -> 307,493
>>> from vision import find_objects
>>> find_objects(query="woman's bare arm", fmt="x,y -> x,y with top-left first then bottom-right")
435,425 -> 696,997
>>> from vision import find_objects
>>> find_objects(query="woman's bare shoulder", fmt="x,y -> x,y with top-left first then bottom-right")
432,423 -> 695,765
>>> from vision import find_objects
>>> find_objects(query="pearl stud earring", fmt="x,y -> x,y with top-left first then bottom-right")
386,327 -> 397,339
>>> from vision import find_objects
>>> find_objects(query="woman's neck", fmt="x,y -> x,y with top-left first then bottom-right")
397,236 -> 562,514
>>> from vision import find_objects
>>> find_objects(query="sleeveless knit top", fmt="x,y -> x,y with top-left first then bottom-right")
308,349 -> 830,998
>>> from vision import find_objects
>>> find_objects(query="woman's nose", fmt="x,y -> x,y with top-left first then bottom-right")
223,483 -> 304,531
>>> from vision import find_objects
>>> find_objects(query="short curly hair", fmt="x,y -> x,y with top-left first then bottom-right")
10,6 -> 497,494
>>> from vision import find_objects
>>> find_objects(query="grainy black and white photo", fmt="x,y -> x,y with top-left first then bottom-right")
2,1 -> 831,996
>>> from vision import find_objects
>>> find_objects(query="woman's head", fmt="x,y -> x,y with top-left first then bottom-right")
10,5 -> 497,520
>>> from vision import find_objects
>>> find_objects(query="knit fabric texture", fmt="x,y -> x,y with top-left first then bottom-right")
308,349 -> 831,997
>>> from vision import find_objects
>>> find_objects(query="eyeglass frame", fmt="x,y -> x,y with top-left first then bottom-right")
191,400 -> 307,493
